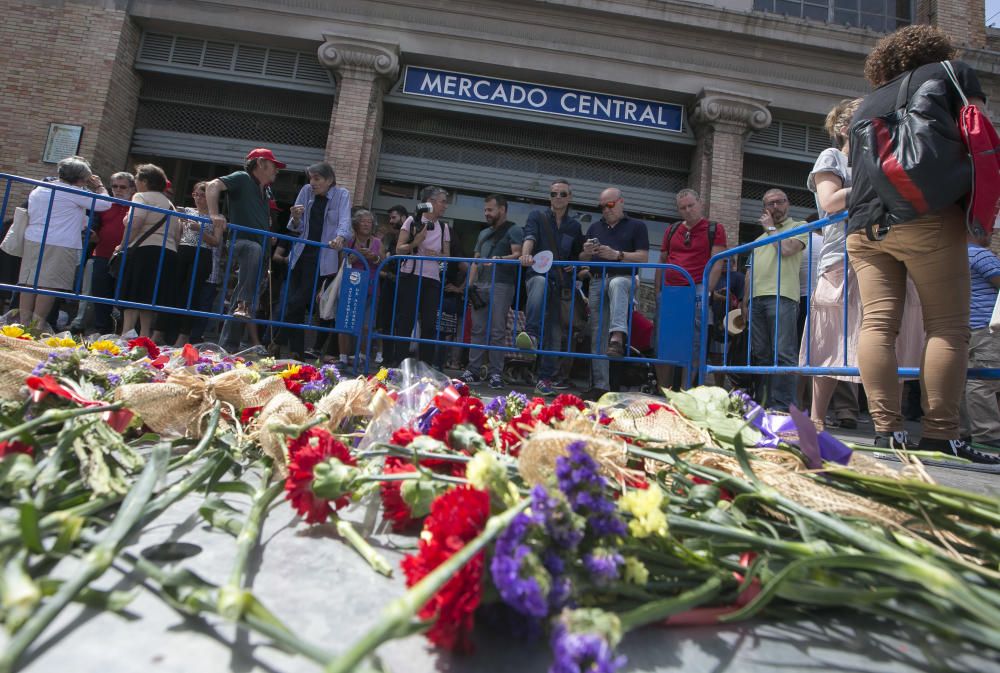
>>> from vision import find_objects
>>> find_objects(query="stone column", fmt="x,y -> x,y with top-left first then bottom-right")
688,90 -> 771,246
318,38 -> 399,207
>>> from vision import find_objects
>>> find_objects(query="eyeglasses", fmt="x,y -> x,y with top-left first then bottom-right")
550,191 -> 570,198
683,230 -> 692,247
764,198 -> 788,207
110,183 -> 130,190
599,198 -> 621,210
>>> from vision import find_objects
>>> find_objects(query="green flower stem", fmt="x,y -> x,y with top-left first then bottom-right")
324,499 -> 529,673
666,516 -> 829,558
0,443 -> 169,673
618,575 -> 724,631
266,414 -> 330,437
123,551 -> 333,665
217,463 -> 283,621
0,402 -> 126,444
331,513 -> 393,577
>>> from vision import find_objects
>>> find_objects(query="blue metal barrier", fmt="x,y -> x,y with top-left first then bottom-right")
0,173 -> 370,361
365,254 -> 699,386
697,212 -> 1000,385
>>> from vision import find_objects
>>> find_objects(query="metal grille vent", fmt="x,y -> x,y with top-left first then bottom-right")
741,155 -> 815,209
380,131 -> 688,194
382,106 -> 690,172
135,100 -> 329,148
139,75 -> 333,121
747,119 -> 830,158
137,32 -> 334,89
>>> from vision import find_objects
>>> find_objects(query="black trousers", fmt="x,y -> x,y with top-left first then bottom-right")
276,252 -> 322,357
173,245 -> 212,336
390,272 -> 441,365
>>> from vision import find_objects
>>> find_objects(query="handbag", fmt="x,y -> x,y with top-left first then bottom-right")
1,207 -> 29,257
108,213 -> 168,280
319,259 -> 347,321
850,61 -> 972,240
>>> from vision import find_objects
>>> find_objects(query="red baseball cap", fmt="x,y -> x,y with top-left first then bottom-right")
246,148 -> 286,169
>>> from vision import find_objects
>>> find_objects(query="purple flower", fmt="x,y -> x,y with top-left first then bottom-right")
491,513 -> 550,618
320,363 -> 341,382
106,373 -> 122,387
530,485 -> 584,550
484,395 -> 507,418
549,618 -> 626,673
583,549 -> 623,587
555,442 -> 626,540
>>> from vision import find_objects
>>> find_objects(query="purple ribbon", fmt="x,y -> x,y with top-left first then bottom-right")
731,391 -> 852,467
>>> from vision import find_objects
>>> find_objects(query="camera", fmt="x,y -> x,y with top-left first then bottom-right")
415,201 -> 433,215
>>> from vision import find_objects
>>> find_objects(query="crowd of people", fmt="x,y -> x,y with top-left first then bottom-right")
2,25 -> 998,464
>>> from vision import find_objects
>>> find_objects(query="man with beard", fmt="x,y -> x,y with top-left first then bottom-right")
463,194 -> 523,389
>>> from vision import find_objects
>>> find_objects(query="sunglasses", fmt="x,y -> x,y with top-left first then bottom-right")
683,230 -> 692,247
599,198 -> 621,210
550,191 -> 570,198
764,198 -> 788,207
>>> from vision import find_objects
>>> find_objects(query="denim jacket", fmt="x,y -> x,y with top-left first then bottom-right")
286,183 -> 352,276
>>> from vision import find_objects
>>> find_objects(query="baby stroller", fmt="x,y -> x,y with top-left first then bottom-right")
610,310 -> 659,395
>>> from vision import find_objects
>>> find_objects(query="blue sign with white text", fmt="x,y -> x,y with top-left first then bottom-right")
402,66 -> 683,133
336,267 -> 368,335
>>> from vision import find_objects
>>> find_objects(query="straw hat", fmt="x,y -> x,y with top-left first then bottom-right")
726,308 -> 746,335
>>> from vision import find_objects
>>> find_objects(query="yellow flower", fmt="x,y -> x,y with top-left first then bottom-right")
277,364 -> 302,380
43,336 -> 78,348
375,367 -> 389,383
88,339 -> 122,356
623,556 -> 650,586
0,325 -> 33,340
619,486 -> 668,539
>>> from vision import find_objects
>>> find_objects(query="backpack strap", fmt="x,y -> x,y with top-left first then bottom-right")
707,221 -> 718,252
661,221 -> 683,262
941,60 -> 969,107
894,69 -> 915,111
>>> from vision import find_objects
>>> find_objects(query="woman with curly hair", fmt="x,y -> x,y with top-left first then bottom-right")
848,25 -> 997,464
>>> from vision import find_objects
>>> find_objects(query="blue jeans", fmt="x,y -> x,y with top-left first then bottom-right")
220,238 -> 263,350
524,275 -> 562,380
589,274 -> 632,391
750,295 -> 799,411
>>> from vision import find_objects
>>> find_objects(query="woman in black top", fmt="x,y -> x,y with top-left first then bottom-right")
847,25 -> 996,463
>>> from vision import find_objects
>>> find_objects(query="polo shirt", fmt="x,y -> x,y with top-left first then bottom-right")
968,243 -> 1000,329
93,203 -> 128,259
585,215 -> 649,277
473,220 -> 524,284
661,218 -> 726,287
524,208 -> 584,265
219,170 -> 270,241
750,217 -> 809,300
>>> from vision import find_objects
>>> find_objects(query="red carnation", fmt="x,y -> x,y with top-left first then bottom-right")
181,343 -> 200,366
240,406 -> 262,425
401,486 -> 490,653
285,428 -> 357,524
380,459 -> 420,531
0,440 -> 33,458
390,427 -> 420,448
127,336 -> 160,361
428,397 -> 492,448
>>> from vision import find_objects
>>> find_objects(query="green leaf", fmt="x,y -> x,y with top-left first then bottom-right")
663,390 -> 706,422
199,498 -> 245,537
207,481 -> 257,497
18,503 -> 44,554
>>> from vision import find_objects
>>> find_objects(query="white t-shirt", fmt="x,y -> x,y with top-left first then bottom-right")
399,216 -> 451,280
807,148 -> 851,274
25,180 -> 111,249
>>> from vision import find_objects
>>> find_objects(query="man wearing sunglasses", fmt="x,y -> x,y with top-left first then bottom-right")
517,179 -> 584,395
654,188 -> 727,390
580,187 -> 649,396
742,188 -> 808,411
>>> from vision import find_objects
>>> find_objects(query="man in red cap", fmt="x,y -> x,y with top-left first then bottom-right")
206,147 -> 286,351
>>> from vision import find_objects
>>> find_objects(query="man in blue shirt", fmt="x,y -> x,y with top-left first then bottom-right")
579,187 -> 649,396
516,179 -> 584,395
960,236 -> 1000,458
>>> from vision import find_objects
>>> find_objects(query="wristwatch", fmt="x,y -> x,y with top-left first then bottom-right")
766,226 -> 777,233
617,250 -> 624,262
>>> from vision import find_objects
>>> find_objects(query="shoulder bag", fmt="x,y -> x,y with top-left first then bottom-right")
108,212 -> 169,280
0,207 -> 29,257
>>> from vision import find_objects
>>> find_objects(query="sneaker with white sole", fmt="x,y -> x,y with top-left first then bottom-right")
873,431 -> 909,451
535,379 -> 555,396
488,374 -> 504,389
461,369 -> 482,385
552,378 -> 571,390
918,437 -> 1000,465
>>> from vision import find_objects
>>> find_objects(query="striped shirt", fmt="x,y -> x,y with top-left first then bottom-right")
968,244 -> 1000,329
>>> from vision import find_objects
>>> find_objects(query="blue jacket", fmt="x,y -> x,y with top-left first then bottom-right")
287,184 -> 352,275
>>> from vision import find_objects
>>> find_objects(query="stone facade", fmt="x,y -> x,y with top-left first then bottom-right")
0,0 -> 140,191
